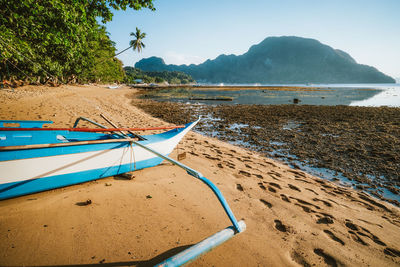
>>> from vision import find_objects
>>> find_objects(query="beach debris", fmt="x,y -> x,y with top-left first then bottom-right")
116,172 -> 135,180
293,98 -> 300,104
75,199 -> 92,206
178,152 -> 186,160
146,195 -> 153,199
105,183 -> 112,186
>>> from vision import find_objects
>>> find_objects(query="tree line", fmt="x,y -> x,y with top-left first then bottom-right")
0,0 -> 154,85
124,67 -> 195,84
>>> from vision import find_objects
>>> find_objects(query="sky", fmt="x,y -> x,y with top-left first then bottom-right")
103,0 -> 400,79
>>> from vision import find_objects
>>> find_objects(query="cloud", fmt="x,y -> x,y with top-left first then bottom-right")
163,51 -> 205,65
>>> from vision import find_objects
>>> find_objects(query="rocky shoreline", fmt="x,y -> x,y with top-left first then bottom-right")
135,99 -> 400,206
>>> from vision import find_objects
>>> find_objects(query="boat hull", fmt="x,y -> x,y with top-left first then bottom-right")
0,120 -> 198,200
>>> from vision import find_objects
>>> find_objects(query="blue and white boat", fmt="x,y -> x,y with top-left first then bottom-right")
0,117 -> 246,265
0,118 -> 198,200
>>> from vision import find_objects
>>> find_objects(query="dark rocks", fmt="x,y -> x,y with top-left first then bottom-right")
135,100 -> 400,205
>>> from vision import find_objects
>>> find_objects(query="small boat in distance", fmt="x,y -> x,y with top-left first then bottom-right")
0,117 -> 246,265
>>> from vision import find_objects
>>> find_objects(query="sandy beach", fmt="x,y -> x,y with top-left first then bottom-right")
1,85 -> 399,266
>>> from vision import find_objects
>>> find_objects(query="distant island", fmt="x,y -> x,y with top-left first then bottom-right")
124,67 -> 195,84
135,36 -> 395,84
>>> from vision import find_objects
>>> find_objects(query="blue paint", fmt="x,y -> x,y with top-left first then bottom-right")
157,220 -> 246,267
0,120 -> 53,128
0,156 -> 163,200
0,122 -> 189,161
0,120 -> 195,199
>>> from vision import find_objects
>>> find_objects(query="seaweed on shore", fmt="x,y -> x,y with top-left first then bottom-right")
134,99 -> 400,206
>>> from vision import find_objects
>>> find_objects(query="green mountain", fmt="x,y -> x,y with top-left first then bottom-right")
135,36 -> 395,84
123,66 -> 195,84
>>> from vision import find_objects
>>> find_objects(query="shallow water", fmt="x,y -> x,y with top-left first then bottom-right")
140,83 -> 400,107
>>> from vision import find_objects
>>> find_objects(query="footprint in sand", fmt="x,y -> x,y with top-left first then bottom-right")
290,251 -> 311,267
269,182 -> 282,189
268,174 -> 280,181
239,170 -> 251,177
344,221 -> 359,231
344,220 -> 387,246
316,216 -> 334,225
348,230 -> 368,246
313,248 -> 338,267
258,183 -> 267,190
288,169 -> 307,178
305,188 -> 319,195
384,247 -> 400,257
274,219 -> 288,232
268,186 -> 277,193
357,231 -> 386,246
323,229 -> 345,245
236,184 -> 244,192
260,199 -> 272,208
253,174 -> 263,179
288,184 -> 301,192
295,178 -> 312,184
295,204 -> 314,213
357,193 -> 391,212
280,194 -> 291,203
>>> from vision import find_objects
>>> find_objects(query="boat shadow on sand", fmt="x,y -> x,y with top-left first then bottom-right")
33,244 -> 193,267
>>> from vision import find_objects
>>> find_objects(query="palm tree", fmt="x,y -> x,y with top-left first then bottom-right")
114,27 -> 146,57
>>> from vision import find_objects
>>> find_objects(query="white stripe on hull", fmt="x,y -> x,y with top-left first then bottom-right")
0,130 -> 185,184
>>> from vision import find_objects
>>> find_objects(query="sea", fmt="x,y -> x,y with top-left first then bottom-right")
143,83 -> 400,107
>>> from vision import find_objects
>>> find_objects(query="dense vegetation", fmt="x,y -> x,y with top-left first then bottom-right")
124,66 -> 195,84
135,36 -> 395,84
0,0 -> 154,84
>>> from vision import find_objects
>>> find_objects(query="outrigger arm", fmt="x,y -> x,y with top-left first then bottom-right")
132,136 -> 246,266
100,116 -> 246,266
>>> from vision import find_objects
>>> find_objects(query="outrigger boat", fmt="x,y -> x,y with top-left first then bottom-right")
0,117 -> 245,266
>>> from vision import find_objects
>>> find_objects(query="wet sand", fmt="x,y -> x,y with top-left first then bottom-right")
0,85 -> 400,266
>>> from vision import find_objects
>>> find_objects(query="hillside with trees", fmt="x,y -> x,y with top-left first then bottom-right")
135,36 -> 395,84
124,67 -> 195,84
0,1 -> 154,85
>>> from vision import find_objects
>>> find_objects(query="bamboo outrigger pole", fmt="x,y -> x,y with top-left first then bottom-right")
100,116 -> 246,265
0,125 -> 185,132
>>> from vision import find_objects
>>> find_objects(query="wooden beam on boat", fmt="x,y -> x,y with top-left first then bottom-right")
0,125 -> 185,132
0,138 -> 136,151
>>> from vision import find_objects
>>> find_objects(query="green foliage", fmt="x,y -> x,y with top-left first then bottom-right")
130,27 -> 146,53
135,37 -> 395,84
0,0 -> 154,83
124,67 -> 196,84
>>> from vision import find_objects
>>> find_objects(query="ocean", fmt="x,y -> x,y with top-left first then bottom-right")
140,83 -> 400,107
